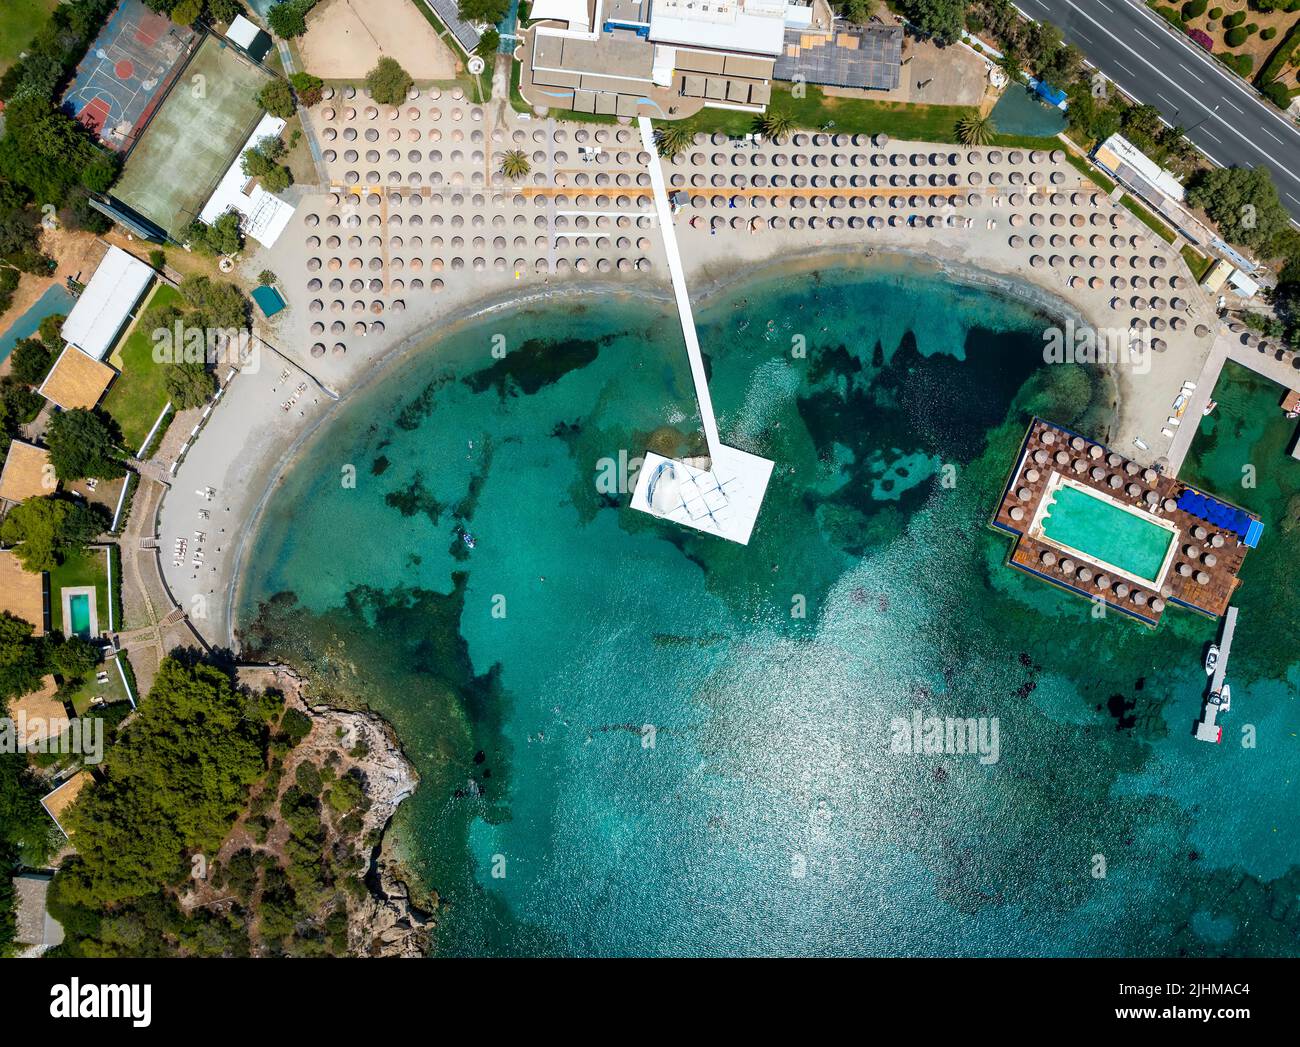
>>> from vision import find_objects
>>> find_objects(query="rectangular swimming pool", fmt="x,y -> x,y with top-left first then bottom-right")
67,593 -> 92,639
1037,483 -> 1176,584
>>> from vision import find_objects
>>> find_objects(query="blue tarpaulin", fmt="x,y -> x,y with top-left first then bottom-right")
1176,489 -> 1260,543
1031,78 -> 1068,109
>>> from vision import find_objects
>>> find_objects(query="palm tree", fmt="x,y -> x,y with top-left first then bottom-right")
500,149 -> 530,180
757,110 -> 794,143
955,113 -> 996,147
654,121 -> 694,159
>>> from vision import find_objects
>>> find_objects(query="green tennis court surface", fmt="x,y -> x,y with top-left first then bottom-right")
112,33 -> 268,239
1040,485 -> 1174,583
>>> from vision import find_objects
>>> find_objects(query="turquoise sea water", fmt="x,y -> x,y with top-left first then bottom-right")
238,261 -> 1300,956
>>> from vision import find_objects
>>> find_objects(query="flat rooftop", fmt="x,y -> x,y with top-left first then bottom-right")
773,26 -> 902,91
533,29 -> 655,81
0,440 -> 53,503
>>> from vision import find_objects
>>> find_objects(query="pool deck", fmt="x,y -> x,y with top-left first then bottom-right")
993,418 -> 1257,626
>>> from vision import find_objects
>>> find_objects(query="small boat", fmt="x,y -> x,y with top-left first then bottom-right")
1219,682 -> 1231,712
1204,644 -> 1219,676
1202,399 -> 1218,416
462,531 -> 476,549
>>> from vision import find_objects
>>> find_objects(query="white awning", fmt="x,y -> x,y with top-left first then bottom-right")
530,0 -> 595,31
59,246 -> 154,361
228,15 -> 263,50
198,113 -> 296,248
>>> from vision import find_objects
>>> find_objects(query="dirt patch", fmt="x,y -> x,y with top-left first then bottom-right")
297,0 -> 461,81
823,30 -> 993,109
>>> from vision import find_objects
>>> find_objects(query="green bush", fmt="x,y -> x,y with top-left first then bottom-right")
1226,26 -> 1249,46
1263,78 -> 1294,107
1218,51 -> 1256,75
365,56 -> 413,105
1262,26 -> 1278,40
1224,10 -> 1246,26
1154,4 -> 1186,28
257,79 -> 296,118
1209,6 -> 1222,16
1182,0 -> 1207,16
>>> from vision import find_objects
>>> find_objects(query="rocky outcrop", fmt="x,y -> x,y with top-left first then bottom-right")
236,664 -> 433,957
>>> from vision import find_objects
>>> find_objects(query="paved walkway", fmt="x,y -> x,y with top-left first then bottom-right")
637,115 -> 722,461
1168,327 -> 1300,475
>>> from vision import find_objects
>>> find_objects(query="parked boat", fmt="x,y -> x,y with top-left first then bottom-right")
1205,644 -> 1219,677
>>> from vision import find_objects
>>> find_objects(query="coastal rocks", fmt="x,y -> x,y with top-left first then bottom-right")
237,665 -> 431,957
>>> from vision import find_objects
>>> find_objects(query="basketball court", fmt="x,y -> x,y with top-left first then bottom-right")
61,0 -> 198,151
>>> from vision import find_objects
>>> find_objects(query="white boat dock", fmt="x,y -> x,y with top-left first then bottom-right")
1195,604 -> 1237,744
631,117 -> 774,545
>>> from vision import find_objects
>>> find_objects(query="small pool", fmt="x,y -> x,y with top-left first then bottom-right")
989,83 -> 1068,139
1039,484 -> 1175,584
252,284 -> 286,317
67,593 -> 93,639
0,284 -> 77,364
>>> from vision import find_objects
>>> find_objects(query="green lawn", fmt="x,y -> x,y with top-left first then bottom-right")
103,282 -> 177,454
0,0 -> 57,75
684,85 -> 982,142
49,547 -> 110,638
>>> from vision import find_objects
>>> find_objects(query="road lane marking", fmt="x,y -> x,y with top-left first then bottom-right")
1061,0 -> 1299,180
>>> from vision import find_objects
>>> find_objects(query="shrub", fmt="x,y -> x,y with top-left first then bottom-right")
288,71 -> 324,107
171,0 -> 203,23
365,57 -> 412,105
148,249 -> 165,269
1224,10 -> 1246,26
1209,5 -> 1222,16
1262,26 -> 1278,40
1226,26 -> 1249,46
1182,0 -> 1207,16
267,0 -> 312,37
1263,79 -> 1294,107
1154,5 -> 1186,28
258,79 -> 296,118
1218,51 -> 1255,75
1189,27 -> 1214,49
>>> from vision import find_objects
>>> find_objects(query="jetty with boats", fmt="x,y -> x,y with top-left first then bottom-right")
1195,605 -> 1238,744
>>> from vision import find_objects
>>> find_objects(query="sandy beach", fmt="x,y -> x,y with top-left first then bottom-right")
150,90 -> 1223,650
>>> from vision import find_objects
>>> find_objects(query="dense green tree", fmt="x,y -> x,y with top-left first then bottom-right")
901,0 -> 968,46
206,0 -> 244,21
288,71 -> 324,107
57,658 -> 270,905
654,122 -> 693,159
0,613 -> 46,702
476,29 -> 501,58
1187,166 -> 1292,254
459,0 -> 511,23
49,634 -> 100,679
179,275 -> 250,331
366,57 -> 413,106
9,339 -> 52,386
257,79 -> 296,119
164,361 -> 216,409
0,495 -> 106,571
46,408 -> 125,482
171,0 -> 203,23
267,0 -> 315,38
241,136 -> 292,193
186,211 -> 244,257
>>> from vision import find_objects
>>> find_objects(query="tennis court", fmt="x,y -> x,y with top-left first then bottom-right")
111,32 -> 269,240
61,0 -> 199,151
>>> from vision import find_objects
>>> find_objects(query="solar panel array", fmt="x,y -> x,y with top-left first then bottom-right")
772,27 -> 902,91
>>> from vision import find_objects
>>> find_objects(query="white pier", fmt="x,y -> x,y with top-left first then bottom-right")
1195,604 -> 1237,744
632,117 -> 773,545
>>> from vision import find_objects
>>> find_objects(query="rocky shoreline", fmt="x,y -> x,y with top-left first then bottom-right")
237,665 -> 433,957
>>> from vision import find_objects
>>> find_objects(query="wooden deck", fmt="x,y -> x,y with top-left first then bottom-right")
993,418 -> 1254,626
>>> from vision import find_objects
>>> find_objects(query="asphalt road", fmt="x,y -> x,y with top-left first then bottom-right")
1018,0 -> 1300,225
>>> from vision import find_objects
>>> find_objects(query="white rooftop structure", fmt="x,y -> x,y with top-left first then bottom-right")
1095,133 -> 1186,203
530,0 -> 596,31
198,113 -> 296,248
649,0 -> 786,56
59,246 -> 154,361
227,14 -> 264,51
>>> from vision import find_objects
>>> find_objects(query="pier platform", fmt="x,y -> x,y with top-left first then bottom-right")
631,116 -> 774,545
